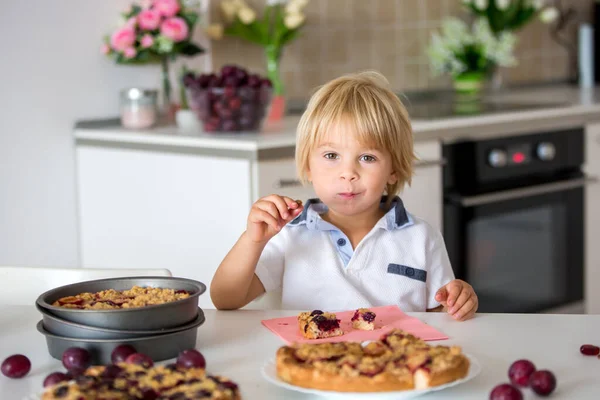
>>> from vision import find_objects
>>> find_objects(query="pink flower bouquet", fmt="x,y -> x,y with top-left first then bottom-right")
102,0 -> 205,110
103,0 -> 203,64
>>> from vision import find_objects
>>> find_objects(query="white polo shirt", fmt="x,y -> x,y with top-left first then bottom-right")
254,196 -> 455,312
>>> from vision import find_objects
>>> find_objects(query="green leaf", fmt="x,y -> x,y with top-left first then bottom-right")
247,20 -> 269,44
115,49 -> 163,65
487,1 -> 504,34
272,4 -> 288,48
181,11 -> 199,28
280,28 -> 300,46
480,0 -> 536,34
261,6 -> 272,40
136,49 -> 158,63
175,42 -> 205,56
122,4 -> 142,19
510,4 -> 536,31
224,19 -> 267,45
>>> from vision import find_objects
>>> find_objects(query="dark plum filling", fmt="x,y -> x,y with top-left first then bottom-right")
362,312 -> 376,322
311,315 -> 340,331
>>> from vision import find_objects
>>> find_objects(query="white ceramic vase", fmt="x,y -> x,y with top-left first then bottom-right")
175,109 -> 201,131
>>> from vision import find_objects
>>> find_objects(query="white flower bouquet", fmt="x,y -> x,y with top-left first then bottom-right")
462,0 -> 558,36
427,17 -> 517,82
208,0 -> 310,97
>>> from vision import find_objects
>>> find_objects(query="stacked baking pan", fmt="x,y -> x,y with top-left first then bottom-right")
35,277 -> 206,364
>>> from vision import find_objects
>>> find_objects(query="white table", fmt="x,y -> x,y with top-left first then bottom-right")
1,306 -> 599,399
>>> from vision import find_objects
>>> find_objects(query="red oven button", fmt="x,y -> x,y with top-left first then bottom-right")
512,152 -> 526,164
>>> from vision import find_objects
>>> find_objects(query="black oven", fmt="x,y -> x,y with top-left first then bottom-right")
443,128 -> 589,313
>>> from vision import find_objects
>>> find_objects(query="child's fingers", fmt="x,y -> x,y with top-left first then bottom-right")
452,297 -> 477,321
435,286 -> 448,302
445,282 -> 462,307
290,207 -> 303,218
281,197 -> 304,219
250,209 -> 280,232
256,200 -> 284,222
435,287 -> 449,308
264,195 -> 292,220
449,289 -> 471,314
283,197 -> 302,209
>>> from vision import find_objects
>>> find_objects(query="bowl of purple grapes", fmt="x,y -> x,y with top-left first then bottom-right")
183,64 -> 273,133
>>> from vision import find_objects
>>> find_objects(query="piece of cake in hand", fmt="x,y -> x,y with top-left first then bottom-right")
298,310 -> 344,339
351,308 -> 377,330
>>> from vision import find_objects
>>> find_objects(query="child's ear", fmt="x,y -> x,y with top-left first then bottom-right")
387,172 -> 398,185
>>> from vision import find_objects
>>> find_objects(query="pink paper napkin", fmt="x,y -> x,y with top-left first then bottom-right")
261,305 -> 448,344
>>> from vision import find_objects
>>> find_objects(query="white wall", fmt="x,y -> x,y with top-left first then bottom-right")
0,1 -> 211,268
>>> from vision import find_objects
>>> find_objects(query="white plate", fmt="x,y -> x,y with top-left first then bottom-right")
261,353 -> 482,400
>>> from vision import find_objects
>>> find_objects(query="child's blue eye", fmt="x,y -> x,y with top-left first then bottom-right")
324,153 -> 339,160
360,155 -> 377,162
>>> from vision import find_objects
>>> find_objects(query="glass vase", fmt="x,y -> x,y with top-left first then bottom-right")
452,71 -> 486,115
160,57 -> 173,119
453,71 -> 485,96
265,44 -> 286,122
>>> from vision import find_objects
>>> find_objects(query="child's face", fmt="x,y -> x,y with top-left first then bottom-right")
307,123 -> 397,217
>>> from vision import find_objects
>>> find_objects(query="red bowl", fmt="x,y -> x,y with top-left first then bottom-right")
187,86 -> 272,132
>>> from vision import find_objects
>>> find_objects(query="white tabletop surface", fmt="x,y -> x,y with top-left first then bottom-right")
1,306 -> 599,399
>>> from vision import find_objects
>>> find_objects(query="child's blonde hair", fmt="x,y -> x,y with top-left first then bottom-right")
295,71 -> 416,202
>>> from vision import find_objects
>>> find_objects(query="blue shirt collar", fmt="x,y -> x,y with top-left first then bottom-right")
288,196 -> 413,231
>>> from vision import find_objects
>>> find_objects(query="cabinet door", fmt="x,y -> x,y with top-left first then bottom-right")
585,123 -> 600,314
76,146 -> 251,309
254,158 -> 316,202
400,140 -> 443,232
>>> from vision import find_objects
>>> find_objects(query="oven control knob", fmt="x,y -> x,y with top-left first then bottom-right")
537,142 -> 556,161
488,149 -> 507,168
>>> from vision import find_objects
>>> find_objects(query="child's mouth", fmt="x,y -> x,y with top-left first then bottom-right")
338,192 -> 358,199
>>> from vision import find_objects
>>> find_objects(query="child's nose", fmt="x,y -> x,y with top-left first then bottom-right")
339,165 -> 359,182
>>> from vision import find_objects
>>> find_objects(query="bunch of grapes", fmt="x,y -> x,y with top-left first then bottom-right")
184,64 -> 273,132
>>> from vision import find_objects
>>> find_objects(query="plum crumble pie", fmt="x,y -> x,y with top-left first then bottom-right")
351,308 -> 376,331
277,328 -> 469,392
41,362 -> 240,399
52,286 -> 191,309
298,310 -> 344,339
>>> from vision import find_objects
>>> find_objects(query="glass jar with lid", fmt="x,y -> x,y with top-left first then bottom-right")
120,88 -> 158,129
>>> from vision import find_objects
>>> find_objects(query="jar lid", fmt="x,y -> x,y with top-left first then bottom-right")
120,88 -> 158,101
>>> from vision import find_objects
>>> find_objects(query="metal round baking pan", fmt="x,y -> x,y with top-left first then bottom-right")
36,311 -> 204,364
36,276 -> 206,330
38,304 -> 205,340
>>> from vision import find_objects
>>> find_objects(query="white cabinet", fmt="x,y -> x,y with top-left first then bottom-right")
584,123 -> 600,314
76,146 -> 251,310
401,140 -> 443,232
76,139 -> 443,309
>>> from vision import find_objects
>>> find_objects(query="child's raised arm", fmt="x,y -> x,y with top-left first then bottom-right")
209,195 -> 303,309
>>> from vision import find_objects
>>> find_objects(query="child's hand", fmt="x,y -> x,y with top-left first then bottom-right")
435,279 -> 478,321
246,195 -> 304,244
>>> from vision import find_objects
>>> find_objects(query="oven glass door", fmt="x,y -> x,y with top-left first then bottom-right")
444,185 -> 584,313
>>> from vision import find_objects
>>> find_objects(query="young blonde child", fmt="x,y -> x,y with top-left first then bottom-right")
211,71 -> 478,321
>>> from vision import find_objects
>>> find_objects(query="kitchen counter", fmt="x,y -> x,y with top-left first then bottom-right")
74,84 -> 600,160
1,306 -> 599,399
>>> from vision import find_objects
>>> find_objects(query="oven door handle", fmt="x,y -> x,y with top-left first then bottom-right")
450,176 -> 598,207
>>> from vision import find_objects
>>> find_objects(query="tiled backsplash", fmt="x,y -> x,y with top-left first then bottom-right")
209,0 -> 594,99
